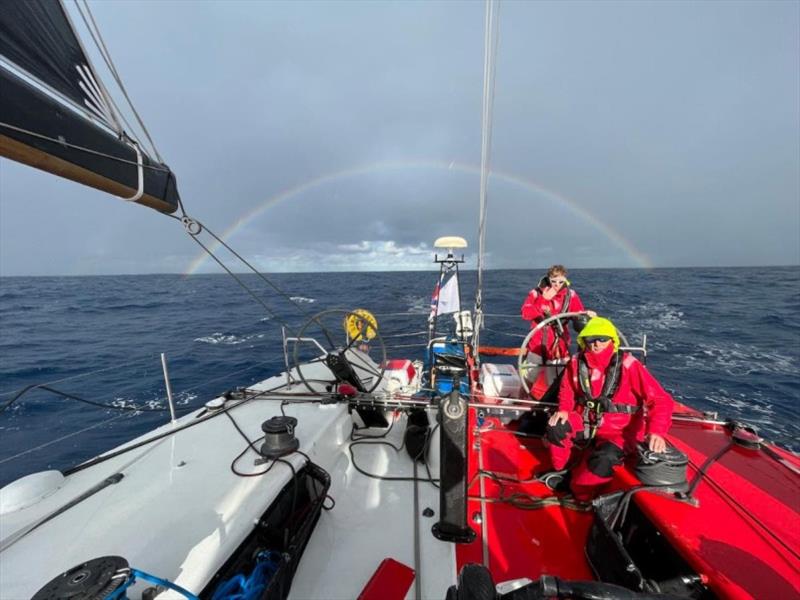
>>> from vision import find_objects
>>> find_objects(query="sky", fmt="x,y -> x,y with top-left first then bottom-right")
0,0 -> 798,276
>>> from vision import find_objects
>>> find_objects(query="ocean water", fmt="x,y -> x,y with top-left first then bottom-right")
1,267 -> 798,486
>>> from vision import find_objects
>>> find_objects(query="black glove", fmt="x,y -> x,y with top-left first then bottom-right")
545,419 -> 573,447
572,313 -> 591,333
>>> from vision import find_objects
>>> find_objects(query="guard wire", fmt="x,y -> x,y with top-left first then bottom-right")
0,412 -> 132,466
0,383 -> 176,415
62,383 -> 284,475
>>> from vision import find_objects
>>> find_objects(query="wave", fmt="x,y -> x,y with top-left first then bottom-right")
290,296 -> 316,304
698,389 -> 800,451
194,332 -> 266,346
680,343 -> 798,377
405,296 -> 430,314
617,302 -> 687,331
110,391 -> 198,412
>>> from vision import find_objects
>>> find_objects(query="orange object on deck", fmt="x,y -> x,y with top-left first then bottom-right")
478,346 -> 521,356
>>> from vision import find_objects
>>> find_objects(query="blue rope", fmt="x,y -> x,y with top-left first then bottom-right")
105,568 -> 199,600
210,551 -> 283,600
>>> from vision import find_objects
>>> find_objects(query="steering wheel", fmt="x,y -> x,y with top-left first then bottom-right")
517,311 -> 592,396
292,308 -> 387,395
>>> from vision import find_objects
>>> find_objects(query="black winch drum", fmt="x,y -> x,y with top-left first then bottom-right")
32,556 -> 129,600
634,444 -> 689,491
260,416 -> 300,458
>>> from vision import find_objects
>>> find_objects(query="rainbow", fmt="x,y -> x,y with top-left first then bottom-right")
184,160 -> 653,275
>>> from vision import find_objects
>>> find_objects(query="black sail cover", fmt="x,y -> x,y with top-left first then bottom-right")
0,0 -> 180,214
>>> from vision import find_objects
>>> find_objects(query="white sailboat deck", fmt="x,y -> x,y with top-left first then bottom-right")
0,361 -> 454,600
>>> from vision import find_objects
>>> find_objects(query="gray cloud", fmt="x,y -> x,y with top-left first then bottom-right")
1,0 -> 797,275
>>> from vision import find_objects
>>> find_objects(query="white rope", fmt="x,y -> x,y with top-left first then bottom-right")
473,0 -> 501,350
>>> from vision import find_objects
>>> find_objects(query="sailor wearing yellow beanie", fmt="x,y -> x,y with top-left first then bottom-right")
545,316 -> 674,501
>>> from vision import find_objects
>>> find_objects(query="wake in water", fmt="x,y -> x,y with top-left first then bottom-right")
404,295 -> 430,314
676,343 -> 796,377
194,332 -> 267,345
617,302 -> 687,331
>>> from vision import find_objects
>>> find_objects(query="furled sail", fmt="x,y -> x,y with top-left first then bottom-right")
0,0 -> 180,214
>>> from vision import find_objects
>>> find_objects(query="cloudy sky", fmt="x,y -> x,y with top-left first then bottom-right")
1,0 -> 798,276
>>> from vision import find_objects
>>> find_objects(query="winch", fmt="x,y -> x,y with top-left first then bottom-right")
32,556 -> 198,600
634,443 -> 689,491
260,416 -> 300,458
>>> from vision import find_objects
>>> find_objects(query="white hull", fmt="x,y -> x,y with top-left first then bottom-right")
2,354 -> 449,599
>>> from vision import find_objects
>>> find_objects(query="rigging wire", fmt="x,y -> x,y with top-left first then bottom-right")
61,384 -> 281,475
473,0 -> 501,351
0,383 -> 177,415
178,359 -> 275,395
56,0 -> 123,134
0,352 -> 166,399
0,412 -> 131,466
186,213 -> 322,323
72,0 -> 153,156
0,121 -> 169,171
73,0 -> 164,162
171,205 -> 341,348
180,230 -> 298,337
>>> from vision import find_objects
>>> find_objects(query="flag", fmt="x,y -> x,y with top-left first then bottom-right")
428,274 -> 442,322
429,272 -> 461,321
436,273 -> 461,316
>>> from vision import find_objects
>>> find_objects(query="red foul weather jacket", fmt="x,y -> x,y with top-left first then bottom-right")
558,344 -> 674,447
520,286 -> 585,360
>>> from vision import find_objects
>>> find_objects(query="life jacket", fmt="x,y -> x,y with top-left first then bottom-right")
576,350 -> 640,439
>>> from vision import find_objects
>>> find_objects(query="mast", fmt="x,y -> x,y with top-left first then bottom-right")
472,0 -> 501,353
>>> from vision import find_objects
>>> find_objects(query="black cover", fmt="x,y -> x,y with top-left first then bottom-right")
587,492 -> 646,591
432,387 -> 476,544
201,462 -> 331,600
0,0 -> 101,117
586,492 -> 709,598
0,68 -> 180,213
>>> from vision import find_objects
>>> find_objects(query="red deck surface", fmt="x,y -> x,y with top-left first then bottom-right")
454,406 -> 800,599
457,413 -> 596,582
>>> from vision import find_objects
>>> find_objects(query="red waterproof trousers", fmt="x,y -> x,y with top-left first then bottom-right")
548,346 -> 674,500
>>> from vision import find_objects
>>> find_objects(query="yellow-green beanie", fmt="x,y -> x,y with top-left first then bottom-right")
577,316 -> 620,350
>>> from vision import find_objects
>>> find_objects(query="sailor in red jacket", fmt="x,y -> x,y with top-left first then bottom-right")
520,265 -> 593,397
545,316 -> 674,500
